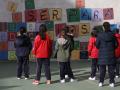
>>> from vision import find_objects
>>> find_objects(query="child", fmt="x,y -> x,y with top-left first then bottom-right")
32,24 -> 52,85
55,29 -> 74,83
115,29 -> 120,78
14,27 -> 32,80
88,28 -> 98,80
64,26 -> 75,80
96,22 -> 118,87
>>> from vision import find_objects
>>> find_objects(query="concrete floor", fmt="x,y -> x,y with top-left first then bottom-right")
0,60 -> 120,90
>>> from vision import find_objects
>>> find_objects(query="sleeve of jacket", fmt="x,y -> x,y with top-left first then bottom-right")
32,35 -> 40,55
27,36 -> 32,51
70,38 -> 74,51
88,37 -> 93,57
114,36 -> 118,49
48,36 -> 53,57
96,35 -> 100,49
53,40 -> 59,58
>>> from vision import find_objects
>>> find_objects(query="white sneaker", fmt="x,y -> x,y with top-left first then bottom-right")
109,83 -> 114,87
70,78 -> 74,82
65,75 -> 68,79
17,77 -> 21,80
88,77 -> 96,80
25,77 -> 28,80
60,79 -> 65,83
115,75 -> 119,78
99,83 -> 103,87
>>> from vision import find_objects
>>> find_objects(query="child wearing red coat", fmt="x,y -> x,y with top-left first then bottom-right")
32,24 -> 52,85
115,29 -> 120,78
88,29 -> 99,80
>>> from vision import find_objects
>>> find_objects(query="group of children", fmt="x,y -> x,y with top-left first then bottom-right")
14,22 -> 120,87
88,22 -> 120,87
14,24 -> 75,85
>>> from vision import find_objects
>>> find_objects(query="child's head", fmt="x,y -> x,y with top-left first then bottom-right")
19,27 -> 26,35
64,26 -> 69,34
38,24 -> 47,40
103,22 -> 111,31
60,29 -> 66,37
91,27 -> 97,37
39,24 -> 47,33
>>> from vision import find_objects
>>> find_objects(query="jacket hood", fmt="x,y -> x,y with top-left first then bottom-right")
57,38 -> 67,45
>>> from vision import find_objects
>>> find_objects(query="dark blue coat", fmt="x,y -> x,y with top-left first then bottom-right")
14,34 -> 32,56
96,31 -> 118,65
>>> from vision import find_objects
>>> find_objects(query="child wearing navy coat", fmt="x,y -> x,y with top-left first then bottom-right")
14,27 -> 32,80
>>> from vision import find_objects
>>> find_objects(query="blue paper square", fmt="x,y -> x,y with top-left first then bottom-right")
0,51 -> 8,60
80,8 -> 92,20
16,23 -> 27,32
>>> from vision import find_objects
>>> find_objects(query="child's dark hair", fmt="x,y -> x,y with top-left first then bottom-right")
91,31 -> 97,37
91,27 -> 97,37
103,22 -> 111,31
19,27 -> 26,35
64,26 -> 69,34
38,24 -> 47,40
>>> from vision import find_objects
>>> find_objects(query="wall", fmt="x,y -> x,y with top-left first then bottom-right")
0,0 -> 119,61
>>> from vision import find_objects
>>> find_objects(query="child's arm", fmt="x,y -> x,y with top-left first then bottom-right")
88,38 -> 93,57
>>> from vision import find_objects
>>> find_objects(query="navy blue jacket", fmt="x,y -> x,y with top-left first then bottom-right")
96,31 -> 118,65
14,34 -> 32,56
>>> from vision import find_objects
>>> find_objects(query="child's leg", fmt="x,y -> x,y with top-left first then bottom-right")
99,65 -> 106,83
43,58 -> 51,81
23,56 -> 29,78
35,58 -> 43,81
91,59 -> 97,78
116,63 -> 119,76
108,64 -> 115,84
66,61 -> 74,79
59,62 -> 65,80
17,56 -> 24,78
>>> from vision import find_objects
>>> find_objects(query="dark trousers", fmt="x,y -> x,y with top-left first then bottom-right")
59,62 -> 74,80
35,58 -> 51,81
99,65 -> 115,83
91,59 -> 98,78
17,56 -> 29,78
116,57 -> 120,76
116,63 -> 120,76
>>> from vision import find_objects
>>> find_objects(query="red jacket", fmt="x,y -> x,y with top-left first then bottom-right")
115,34 -> 120,58
32,34 -> 52,58
88,37 -> 98,59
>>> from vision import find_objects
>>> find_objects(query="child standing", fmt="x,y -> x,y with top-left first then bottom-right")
88,29 -> 98,80
14,27 -> 32,80
55,29 -> 74,83
115,29 -> 120,78
32,24 -> 52,85
64,26 -> 75,80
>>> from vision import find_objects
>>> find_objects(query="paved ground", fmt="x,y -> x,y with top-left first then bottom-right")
0,60 -> 120,90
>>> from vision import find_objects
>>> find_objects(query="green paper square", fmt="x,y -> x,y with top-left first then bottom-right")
67,8 -> 80,22
45,21 -> 54,31
25,0 -> 35,9
8,23 -> 16,32
74,41 -> 80,50
8,51 -> 16,60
